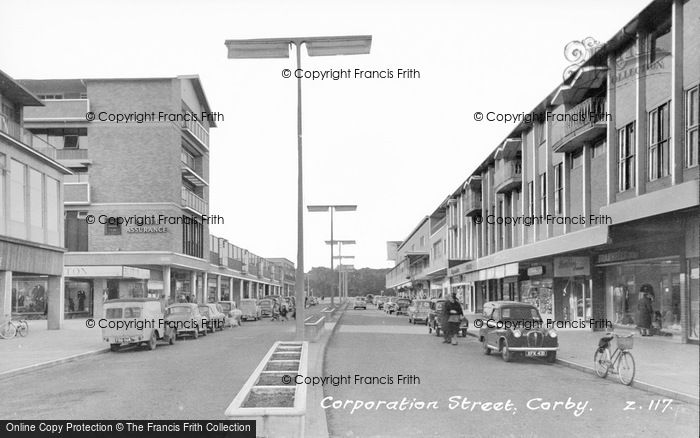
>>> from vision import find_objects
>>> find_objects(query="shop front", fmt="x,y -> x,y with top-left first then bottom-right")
520,263 -> 554,322
11,275 -> 48,318
598,212 -> 698,343
552,256 -> 593,323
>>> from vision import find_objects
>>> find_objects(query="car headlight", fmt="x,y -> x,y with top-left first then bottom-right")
513,329 -> 522,338
548,329 -> 557,338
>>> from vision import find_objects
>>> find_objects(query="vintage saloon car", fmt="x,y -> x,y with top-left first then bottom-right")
427,298 -> 469,337
395,298 -> 412,315
407,299 -> 431,324
239,299 -> 261,321
478,301 -> 558,363
165,303 -> 208,339
102,298 -> 175,352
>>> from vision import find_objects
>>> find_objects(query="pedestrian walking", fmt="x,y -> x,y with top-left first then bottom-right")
271,300 -> 280,322
636,284 -> 654,336
443,293 -> 464,345
279,304 -> 288,322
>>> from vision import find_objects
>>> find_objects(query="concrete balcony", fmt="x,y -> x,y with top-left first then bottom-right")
181,118 -> 209,150
463,189 -> 482,217
552,96 -> 607,153
64,174 -> 90,205
181,187 -> 208,215
21,131 -> 58,160
24,99 -> 90,122
494,160 -> 522,193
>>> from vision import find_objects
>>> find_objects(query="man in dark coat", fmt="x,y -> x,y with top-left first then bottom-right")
443,293 -> 464,345
636,284 -> 654,336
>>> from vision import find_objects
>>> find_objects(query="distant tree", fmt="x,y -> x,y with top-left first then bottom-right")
306,266 -> 389,298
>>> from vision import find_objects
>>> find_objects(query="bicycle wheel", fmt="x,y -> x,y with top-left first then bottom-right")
17,321 -> 28,337
0,321 -> 17,339
593,348 -> 610,378
617,351 -> 636,385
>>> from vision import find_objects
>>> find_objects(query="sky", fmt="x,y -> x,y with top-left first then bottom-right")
0,0 -> 651,270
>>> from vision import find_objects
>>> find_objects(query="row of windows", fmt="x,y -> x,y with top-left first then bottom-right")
0,153 -> 61,246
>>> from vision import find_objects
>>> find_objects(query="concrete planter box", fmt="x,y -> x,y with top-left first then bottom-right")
304,315 -> 326,342
225,341 -> 308,438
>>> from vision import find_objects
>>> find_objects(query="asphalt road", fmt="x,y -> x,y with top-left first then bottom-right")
0,305 -> 325,420
323,306 -> 699,438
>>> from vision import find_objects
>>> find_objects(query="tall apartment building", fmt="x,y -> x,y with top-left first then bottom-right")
387,0 -> 699,344
0,69 -> 71,329
20,75 -> 287,319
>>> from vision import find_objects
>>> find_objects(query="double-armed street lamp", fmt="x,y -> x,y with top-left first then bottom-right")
307,205 -> 357,306
226,36 -> 371,340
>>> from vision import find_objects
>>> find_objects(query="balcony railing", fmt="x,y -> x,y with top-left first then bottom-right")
493,160 -> 522,193
553,96 -> 607,153
64,174 -> 90,205
182,118 -> 210,149
24,99 -> 90,121
0,113 -> 22,140
181,187 -> 208,215
430,217 -> 446,235
56,148 -> 89,160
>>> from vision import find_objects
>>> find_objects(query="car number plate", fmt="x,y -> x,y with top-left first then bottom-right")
526,351 -> 547,357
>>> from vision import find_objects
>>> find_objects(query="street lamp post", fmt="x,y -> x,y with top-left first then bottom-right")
308,205 -> 357,306
334,255 -> 355,299
226,36 -> 371,340
328,240 -> 355,301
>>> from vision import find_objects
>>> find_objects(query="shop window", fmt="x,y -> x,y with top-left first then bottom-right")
648,102 -> 670,180
65,280 -> 92,317
11,277 -> 47,315
650,25 -> 671,64
686,86 -> 699,168
618,123 -> 635,191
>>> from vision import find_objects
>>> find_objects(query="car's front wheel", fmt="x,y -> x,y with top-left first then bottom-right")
546,351 -> 556,363
110,343 -> 120,352
501,340 -> 512,362
147,332 -> 157,351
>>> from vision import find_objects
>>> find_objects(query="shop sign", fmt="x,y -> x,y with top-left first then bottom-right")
554,257 -> 590,277
64,265 -> 150,279
527,266 -> 544,276
126,226 -> 168,233
597,250 -> 639,264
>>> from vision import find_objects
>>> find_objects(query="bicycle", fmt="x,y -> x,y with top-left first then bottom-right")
593,332 -> 635,385
0,315 -> 29,339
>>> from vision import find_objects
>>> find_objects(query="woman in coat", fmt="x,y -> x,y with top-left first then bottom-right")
636,284 -> 654,336
443,293 -> 464,345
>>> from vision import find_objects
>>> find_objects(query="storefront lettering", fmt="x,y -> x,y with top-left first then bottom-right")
527,266 -> 544,276
597,251 -> 638,264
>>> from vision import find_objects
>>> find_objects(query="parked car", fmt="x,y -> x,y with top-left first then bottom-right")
407,299 -> 431,324
102,298 -> 175,352
217,301 -> 243,327
395,298 -> 412,315
428,299 -> 469,337
384,298 -> 397,314
240,299 -> 261,321
165,303 -> 208,339
199,303 -> 225,332
258,298 -> 274,317
365,294 -> 374,305
478,301 -> 558,363
353,297 -> 367,310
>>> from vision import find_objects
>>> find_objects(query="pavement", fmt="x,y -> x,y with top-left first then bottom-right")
461,313 -> 700,405
0,318 -> 107,379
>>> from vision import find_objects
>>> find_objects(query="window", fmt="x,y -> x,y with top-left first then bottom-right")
650,26 -> 671,64
648,102 -> 670,180
687,86 -> 699,168
539,173 -> 547,215
104,220 -> 121,235
618,123 -> 636,191
37,94 -> 64,100
63,135 -> 79,149
0,153 -> 5,230
46,177 -> 60,246
10,159 -> 26,239
554,163 -> 563,215
534,122 -> 545,145
28,168 -> 43,242
527,181 -> 534,216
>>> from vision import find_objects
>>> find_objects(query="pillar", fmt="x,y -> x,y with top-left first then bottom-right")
239,279 -> 244,300
93,278 -> 108,319
670,0 -> 684,185
163,266 -> 172,302
216,275 -> 221,302
47,275 -> 65,330
190,271 -> 197,302
635,31 -> 647,196
545,114 -> 554,239
0,271 -> 12,323
606,53 -> 617,205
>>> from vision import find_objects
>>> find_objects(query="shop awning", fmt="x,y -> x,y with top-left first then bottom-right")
64,265 -> 150,279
